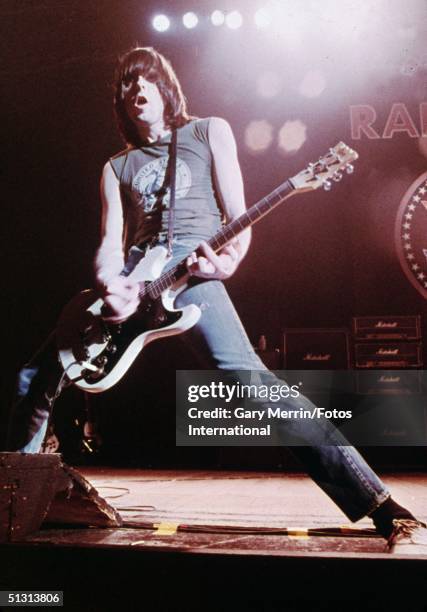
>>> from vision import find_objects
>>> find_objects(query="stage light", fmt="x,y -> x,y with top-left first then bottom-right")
400,60 -> 418,77
253,0 -> 305,47
277,120 -> 307,154
225,10 -> 243,30
183,12 -> 198,29
256,71 -> 282,99
245,120 -> 274,153
298,70 -> 326,98
152,14 -> 170,32
211,10 -> 225,26
254,8 -> 271,29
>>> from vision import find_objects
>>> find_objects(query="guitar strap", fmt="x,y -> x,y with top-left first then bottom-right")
166,128 -> 178,256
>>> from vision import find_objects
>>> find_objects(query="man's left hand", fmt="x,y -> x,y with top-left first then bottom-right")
186,239 -> 241,280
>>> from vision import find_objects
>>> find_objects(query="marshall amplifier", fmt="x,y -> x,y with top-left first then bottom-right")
283,328 -> 350,370
341,396 -> 427,446
353,315 -> 421,340
356,370 -> 422,395
354,342 -> 423,368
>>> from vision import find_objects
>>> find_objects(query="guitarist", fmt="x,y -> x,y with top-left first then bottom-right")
7,47 -> 426,553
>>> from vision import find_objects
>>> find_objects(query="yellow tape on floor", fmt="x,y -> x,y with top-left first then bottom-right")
153,522 -> 179,536
287,528 -> 309,539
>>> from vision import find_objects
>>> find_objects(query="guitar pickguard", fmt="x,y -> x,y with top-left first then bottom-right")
81,294 -> 182,383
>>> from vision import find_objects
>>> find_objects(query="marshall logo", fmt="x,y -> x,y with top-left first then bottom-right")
395,171 -> 427,300
303,353 -> 331,361
376,348 -> 399,355
375,321 -> 398,328
382,428 -> 405,438
378,375 -> 400,383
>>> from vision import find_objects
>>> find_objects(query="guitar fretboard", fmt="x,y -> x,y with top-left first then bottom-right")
139,178 -> 295,300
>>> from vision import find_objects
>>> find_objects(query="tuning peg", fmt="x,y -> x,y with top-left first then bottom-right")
333,171 -> 343,182
323,179 -> 332,191
306,162 -> 316,177
345,164 -> 354,174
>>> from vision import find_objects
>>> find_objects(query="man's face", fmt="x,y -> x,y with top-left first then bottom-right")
122,74 -> 165,128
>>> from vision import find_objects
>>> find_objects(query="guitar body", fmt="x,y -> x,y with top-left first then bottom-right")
56,245 -> 201,393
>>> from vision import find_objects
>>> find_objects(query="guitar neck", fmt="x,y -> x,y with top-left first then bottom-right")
207,178 -> 295,252
144,178 -> 296,300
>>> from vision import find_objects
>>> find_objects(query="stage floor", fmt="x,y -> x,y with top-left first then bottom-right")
2,468 -> 426,610
22,468 -> 427,558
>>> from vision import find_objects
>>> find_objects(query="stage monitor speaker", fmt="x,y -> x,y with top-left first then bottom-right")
283,328 -> 350,370
0,453 -> 121,542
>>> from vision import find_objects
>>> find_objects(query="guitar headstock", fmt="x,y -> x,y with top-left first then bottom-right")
290,142 -> 358,193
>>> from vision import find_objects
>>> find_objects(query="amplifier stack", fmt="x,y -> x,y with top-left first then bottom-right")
255,316 -> 426,466
279,316 -> 423,371
351,315 -> 426,453
353,315 -> 423,369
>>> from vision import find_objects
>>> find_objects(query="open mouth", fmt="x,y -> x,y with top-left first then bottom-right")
135,96 -> 147,107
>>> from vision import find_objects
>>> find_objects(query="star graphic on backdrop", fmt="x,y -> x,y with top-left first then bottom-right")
397,174 -> 427,299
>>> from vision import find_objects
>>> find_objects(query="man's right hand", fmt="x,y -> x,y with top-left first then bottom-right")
99,276 -> 140,323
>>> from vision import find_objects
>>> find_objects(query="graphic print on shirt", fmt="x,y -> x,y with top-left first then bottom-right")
132,156 -> 192,211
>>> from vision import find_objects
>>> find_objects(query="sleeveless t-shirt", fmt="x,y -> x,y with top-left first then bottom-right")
109,118 -> 223,252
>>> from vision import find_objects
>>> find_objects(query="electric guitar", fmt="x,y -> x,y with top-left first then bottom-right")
56,142 -> 358,393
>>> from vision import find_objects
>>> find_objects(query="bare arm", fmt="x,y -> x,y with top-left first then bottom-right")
94,162 -> 139,322
94,162 -> 126,287
187,117 -> 251,279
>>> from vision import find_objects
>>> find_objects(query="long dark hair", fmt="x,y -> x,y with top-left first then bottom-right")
113,47 -> 192,146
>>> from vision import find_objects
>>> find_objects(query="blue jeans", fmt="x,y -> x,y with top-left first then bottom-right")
7,238 -> 390,521
170,239 -> 390,521
7,333 -> 63,454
